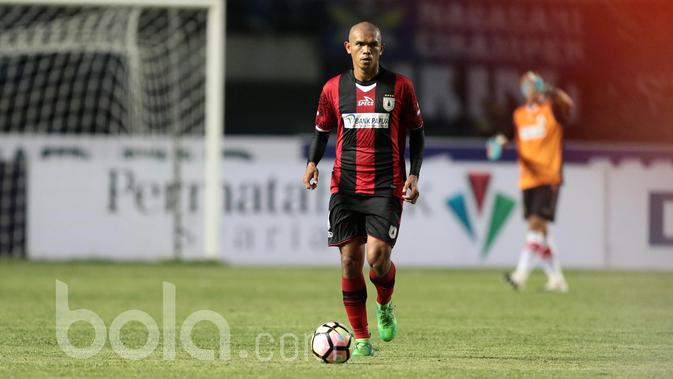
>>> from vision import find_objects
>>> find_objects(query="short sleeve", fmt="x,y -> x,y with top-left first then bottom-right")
315,85 -> 338,132
403,80 -> 423,130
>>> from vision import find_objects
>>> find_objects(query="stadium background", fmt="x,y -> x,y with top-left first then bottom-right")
1,0 -> 671,268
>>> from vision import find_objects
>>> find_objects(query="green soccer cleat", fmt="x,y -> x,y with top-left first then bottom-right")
351,338 -> 375,357
376,302 -> 398,342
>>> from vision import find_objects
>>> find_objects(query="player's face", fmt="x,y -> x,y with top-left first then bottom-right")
345,28 -> 383,73
520,78 -> 538,103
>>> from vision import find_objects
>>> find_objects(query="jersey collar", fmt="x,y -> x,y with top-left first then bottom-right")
349,66 -> 387,86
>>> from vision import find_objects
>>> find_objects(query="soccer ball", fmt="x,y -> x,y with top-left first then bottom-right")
310,321 -> 353,363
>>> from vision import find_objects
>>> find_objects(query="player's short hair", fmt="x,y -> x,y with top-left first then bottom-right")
348,21 -> 382,42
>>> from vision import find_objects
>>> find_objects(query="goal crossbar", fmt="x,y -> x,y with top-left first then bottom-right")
0,0 -> 220,9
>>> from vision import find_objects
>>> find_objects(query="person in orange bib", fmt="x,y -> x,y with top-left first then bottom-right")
487,71 -> 574,292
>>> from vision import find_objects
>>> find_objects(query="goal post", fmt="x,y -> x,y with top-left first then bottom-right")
204,0 -> 224,260
0,0 -> 225,260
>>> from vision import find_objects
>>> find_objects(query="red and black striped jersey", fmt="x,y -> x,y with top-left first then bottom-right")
314,67 -> 423,199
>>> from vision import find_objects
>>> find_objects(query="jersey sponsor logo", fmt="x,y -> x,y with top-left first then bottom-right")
342,113 -> 390,129
519,115 -> 547,141
383,94 -> 395,112
357,96 -> 374,107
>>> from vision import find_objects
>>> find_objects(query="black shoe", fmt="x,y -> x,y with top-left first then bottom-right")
503,273 -> 520,290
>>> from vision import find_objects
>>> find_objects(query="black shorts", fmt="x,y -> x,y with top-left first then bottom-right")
522,185 -> 560,222
328,193 -> 403,247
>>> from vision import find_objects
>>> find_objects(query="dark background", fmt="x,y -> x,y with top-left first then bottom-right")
226,0 -> 673,143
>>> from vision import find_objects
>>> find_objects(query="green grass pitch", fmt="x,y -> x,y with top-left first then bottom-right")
0,261 -> 671,378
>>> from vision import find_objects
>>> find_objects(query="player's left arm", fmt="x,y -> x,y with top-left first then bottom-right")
547,87 -> 574,125
401,79 -> 424,204
403,127 -> 424,204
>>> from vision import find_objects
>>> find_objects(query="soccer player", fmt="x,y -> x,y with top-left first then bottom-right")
303,21 -> 424,356
487,71 -> 574,293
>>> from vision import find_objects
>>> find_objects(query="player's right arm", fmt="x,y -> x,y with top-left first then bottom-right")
304,131 -> 329,190
547,87 -> 574,125
486,134 -> 510,161
486,106 -> 518,161
304,82 -> 337,190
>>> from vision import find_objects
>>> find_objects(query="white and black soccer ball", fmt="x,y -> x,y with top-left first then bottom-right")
310,321 -> 353,363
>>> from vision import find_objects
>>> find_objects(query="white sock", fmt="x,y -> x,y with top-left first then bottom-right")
539,255 -> 556,278
525,230 -> 547,251
513,230 -> 546,283
513,249 -> 534,283
540,236 -> 565,282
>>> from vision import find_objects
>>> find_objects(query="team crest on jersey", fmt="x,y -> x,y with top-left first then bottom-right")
383,94 -> 395,112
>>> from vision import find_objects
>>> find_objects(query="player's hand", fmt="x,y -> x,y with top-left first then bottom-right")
304,162 -> 319,190
486,134 -> 507,161
402,175 -> 419,204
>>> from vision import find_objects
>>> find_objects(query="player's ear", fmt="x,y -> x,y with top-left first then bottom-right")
380,42 -> 384,56
344,41 -> 351,55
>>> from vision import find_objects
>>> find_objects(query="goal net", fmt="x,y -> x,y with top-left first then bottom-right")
0,0 -> 224,259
